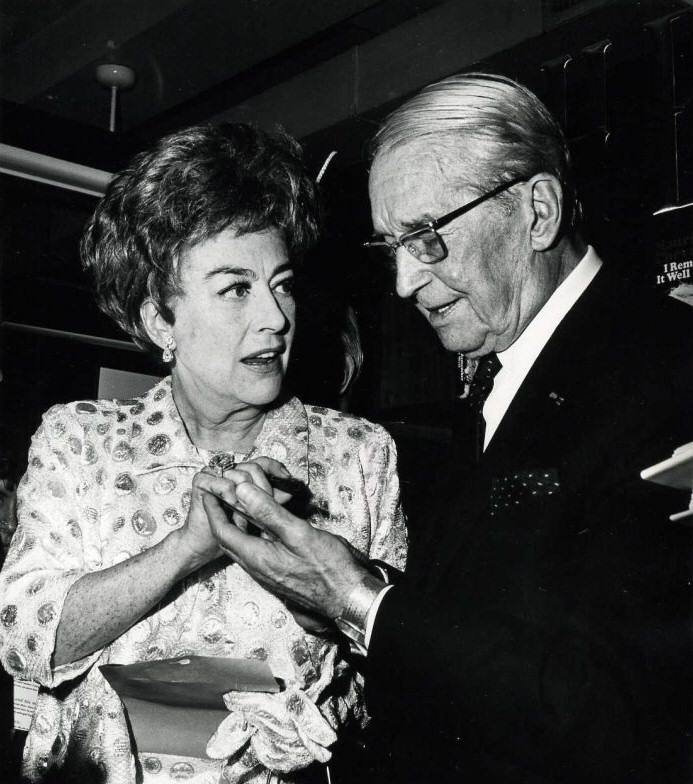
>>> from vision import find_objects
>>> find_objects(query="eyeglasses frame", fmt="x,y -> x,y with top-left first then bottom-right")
363,175 -> 527,263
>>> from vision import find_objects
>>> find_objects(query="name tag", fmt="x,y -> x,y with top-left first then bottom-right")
13,678 -> 39,731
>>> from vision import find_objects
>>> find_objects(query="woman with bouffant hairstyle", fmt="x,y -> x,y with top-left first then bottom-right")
0,123 -> 406,784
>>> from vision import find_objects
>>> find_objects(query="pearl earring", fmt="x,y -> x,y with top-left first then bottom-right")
162,336 -> 176,363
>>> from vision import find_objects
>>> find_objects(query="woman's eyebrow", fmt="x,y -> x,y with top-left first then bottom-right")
270,262 -> 294,277
203,266 -> 257,281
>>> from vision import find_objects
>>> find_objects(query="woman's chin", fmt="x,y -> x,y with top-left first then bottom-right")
247,390 -> 283,409
234,376 -> 285,409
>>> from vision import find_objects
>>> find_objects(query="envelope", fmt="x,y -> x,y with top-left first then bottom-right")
100,655 -> 281,756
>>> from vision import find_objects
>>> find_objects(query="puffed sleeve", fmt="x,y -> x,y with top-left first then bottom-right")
0,405 -> 102,688
360,426 -> 407,571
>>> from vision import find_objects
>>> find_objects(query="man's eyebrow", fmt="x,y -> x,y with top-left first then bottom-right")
372,215 -> 437,238
203,266 -> 257,281
400,213 -> 437,229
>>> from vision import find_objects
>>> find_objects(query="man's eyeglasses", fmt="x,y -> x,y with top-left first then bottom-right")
363,176 -> 525,264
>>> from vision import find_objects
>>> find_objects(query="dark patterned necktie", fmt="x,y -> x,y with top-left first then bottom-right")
467,352 -> 502,460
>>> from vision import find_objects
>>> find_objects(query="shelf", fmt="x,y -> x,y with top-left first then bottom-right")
641,442 -> 693,523
641,442 -> 693,490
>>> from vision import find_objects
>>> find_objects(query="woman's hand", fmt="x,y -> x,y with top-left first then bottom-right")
205,458 -> 298,531
197,459 -> 332,634
236,457 -> 296,506
178,458 -> 296,569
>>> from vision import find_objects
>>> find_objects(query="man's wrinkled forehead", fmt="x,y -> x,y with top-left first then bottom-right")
368,141 -> 466,230
370,140 -> 450,181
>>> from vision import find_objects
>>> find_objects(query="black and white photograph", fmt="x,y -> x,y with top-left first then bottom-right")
1,1 -> 693,782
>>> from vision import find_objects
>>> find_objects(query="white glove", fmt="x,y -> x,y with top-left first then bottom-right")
206,649 -> 338,774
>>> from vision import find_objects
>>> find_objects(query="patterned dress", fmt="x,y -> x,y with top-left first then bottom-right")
0,378 -> 407,783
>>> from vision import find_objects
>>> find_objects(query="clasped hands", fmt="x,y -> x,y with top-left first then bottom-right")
179,457 -> 375,632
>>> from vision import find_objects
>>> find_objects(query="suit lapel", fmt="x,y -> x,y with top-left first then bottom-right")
422,265 -> 614,593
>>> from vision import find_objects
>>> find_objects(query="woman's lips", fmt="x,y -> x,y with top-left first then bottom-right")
240,349 -> 284,373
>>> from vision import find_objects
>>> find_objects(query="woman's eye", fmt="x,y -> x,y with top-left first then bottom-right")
220,283 -> 251,299
273,277 -> 295,296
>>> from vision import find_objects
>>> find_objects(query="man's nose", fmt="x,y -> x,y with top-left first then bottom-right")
395,249 -> 431,300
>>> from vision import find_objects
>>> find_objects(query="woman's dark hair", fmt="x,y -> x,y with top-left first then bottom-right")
81,123 -> 321,354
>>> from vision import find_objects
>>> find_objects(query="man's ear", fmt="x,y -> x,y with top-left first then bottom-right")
527,174 -> 563,251
140,300 -> 173,351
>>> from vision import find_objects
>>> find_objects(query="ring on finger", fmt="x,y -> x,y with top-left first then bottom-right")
208,453 -> 236,479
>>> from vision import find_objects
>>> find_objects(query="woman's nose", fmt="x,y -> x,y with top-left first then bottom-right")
395,249 -> 431,300
256,289 -> 290,332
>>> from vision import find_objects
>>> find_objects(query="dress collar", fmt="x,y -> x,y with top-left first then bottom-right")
130,377 -> 309,484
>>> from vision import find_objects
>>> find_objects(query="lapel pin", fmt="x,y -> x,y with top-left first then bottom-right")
549,392 -> 565,406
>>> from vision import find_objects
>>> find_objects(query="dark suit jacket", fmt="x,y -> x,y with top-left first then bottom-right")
362,265 -> 693,783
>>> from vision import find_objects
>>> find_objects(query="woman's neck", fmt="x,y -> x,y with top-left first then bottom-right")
170,373 -> 266,454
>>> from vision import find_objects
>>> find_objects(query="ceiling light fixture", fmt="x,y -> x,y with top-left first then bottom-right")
95,63 -> 136,133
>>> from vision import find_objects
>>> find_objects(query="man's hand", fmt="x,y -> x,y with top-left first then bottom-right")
202,482 -> 373,619
175,458 -> 294,571
284,601 -> 334,635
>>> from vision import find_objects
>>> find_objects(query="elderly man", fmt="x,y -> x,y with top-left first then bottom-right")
204,74 -> 693,783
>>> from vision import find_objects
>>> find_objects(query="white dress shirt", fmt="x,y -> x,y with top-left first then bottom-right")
483,246 -> 602,449
364,246 -> 603,648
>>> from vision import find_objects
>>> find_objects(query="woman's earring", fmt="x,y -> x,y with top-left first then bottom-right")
162,336 -> 176,363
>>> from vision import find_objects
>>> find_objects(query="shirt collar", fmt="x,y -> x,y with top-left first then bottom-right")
497,245 -> 602,375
